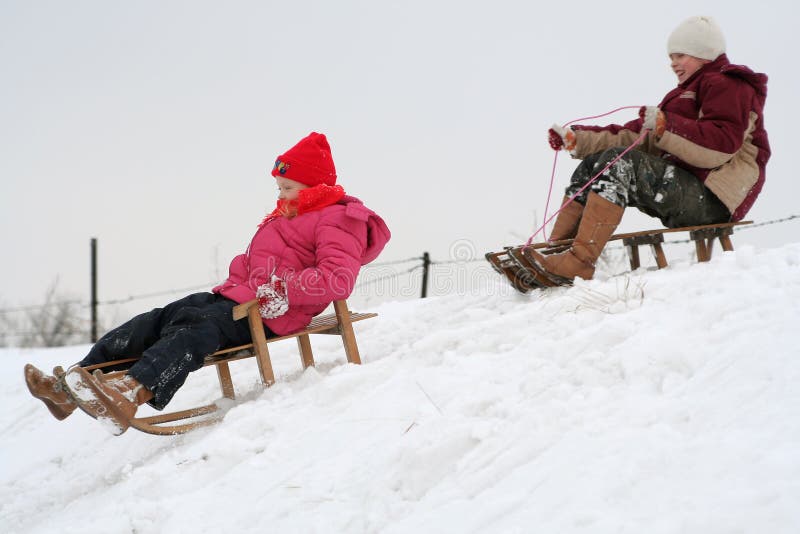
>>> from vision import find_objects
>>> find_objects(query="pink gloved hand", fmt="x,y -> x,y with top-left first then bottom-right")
548,124 -> 576,152
256,275 -> 289,319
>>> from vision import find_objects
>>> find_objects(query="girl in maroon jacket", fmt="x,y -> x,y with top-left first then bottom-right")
24,132 -> 391,435
528,16 -> 770,285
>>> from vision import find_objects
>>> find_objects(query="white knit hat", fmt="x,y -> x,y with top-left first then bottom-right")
667,16 -> 726,60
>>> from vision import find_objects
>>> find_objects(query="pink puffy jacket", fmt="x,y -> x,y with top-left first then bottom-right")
213,195 -> 390,335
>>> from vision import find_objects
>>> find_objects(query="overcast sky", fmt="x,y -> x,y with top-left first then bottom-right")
1,0 -> 798,325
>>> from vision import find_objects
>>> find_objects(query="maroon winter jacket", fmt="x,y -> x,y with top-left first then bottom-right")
571,54 -> 770,221
213,196 -> 391,335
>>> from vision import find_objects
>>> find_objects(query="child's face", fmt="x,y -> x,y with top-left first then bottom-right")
275,177 -> 308,201
669,53 -> 709,84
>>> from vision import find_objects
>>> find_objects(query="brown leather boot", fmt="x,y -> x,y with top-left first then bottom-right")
24,364 -> 77,420
548,196 -> 584,243
64,367 -> 153,435
528,192 -> 624,282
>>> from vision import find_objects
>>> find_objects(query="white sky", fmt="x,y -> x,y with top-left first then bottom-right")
2,0 -> 798,323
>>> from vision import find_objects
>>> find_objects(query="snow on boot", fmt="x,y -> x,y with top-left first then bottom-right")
64,367 -> 153,436
548,196 -> 584,243
24,364 -> 77,421
527,192 -> 624,283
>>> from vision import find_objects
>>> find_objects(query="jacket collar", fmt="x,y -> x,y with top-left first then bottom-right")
679,54 -> 730,87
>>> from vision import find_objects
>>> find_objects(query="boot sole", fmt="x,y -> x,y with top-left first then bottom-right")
509,247 -> 572,287
519,247 -> 575,286
505,248 -> 558,288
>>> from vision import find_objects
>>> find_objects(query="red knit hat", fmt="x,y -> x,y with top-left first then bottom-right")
271,132 -> 337,186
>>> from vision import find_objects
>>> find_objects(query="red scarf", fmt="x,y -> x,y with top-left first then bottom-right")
259,184 -> 345,228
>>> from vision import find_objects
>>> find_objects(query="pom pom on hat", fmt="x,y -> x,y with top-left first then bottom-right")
271,132 -> 337,187
667,16 -> 726,61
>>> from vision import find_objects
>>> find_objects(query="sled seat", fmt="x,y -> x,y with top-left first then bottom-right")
486,221 -> 751,293
612,220 -> 751,271
82,299 -> 376,435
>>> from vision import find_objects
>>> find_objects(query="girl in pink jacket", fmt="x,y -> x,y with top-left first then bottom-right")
24,132 -> 391,434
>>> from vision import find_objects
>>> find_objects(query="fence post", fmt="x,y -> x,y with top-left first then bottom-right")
90,238 -> 98,343
420,252 -> 431,298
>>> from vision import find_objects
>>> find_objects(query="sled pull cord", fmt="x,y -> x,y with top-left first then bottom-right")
526,106 -> 650,247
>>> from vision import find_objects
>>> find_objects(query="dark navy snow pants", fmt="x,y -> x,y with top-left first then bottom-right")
79,292 -> 265,410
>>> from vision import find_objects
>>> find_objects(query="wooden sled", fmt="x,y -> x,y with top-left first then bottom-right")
487,221 -> 752,293
73,299 -> 376,435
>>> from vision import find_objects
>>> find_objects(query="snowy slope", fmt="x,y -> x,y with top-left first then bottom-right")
2,243 -> 799,534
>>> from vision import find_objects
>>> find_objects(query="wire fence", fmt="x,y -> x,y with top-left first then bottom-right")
1,214 -> 797,345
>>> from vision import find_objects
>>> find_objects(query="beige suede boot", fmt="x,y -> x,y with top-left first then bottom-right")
24,364 -> 77,420
64,367 -> 153,435
527,192 -> 624,282
548,196 -> 584,243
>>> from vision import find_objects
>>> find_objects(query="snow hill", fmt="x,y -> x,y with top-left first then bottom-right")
2,243 -> 799,534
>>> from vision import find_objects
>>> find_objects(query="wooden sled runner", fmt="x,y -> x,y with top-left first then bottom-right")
71,299 -> 376,435
487,221 -> 752,293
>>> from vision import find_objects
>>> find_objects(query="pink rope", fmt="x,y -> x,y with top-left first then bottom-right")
527,106 -> 647,246
561,105 -> 643,128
